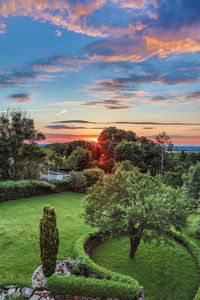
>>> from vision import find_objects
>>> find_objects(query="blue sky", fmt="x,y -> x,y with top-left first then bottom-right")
0,0 -> 200,145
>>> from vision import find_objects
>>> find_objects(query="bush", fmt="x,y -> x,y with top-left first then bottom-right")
0,180 -> 54,202
0,168 -> 104,202
57,168 -> 104,193
194,217 -> 200,238
67,171 -> 88,193
71,255 -> 93,277
39,205 -> 59,277
46,275 -> 139,300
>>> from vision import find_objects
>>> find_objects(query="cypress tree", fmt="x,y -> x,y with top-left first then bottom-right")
39,205 -> 59,277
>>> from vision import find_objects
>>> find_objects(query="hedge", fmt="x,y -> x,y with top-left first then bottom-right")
73,232 -> 140,285
73,231 -> 200,300
168,230 -> 200,300
46,275 -> 139,300
46,231 -> 140,299
0,168 -> 104,202
50,168 -> 104,193
0,180 -> 55,202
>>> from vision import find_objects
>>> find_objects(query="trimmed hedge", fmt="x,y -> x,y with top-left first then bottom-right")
46,232 -> 140,299
46,275 -> 138,300
0,168 -> 104,202
0,180 -> 55,202
73,232 -> 140,285
168,230 -> 200,300
73,231 -> 200,300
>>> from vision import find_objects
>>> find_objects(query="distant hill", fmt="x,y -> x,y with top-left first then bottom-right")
173,146 -> 200,151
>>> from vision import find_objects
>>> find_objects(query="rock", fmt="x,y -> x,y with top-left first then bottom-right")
0,293 -> 7,300
30,295 -> 40,300
8,288 -> 16,296
12,292 -> 22,298
21,287 -> 34,298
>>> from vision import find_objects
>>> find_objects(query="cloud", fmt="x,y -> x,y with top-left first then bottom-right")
52,120 -> 97,124
105,105 -> 131,110
82,99 -> 121,106
0,66 -> 56,87
111,121 -> 200,126
46,125 -> 87,130
143,127 -> 154,129
0,22 -> 5,34
55,29 -> 61,37
7,93 -> 33,103
46,124 -> 104,130
57,109 -> 67,116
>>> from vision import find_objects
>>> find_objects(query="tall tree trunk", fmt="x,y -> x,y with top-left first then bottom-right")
129,231 -> 142,259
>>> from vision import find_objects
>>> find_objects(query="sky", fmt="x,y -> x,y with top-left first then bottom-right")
0,0 -> 200,145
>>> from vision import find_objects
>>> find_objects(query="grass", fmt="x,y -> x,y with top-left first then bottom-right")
0,192 -> 90,287
0,192 -> 199,300
90,236 -> 199,300
182,212 -> 200,248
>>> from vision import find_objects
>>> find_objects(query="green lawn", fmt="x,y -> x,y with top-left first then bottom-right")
0,192 -> 199,300
0,192 -> 90,287
90,236 -> 199,300
182,213 -> 200,248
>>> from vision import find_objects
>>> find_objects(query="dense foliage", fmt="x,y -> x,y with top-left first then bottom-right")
0,110 -> 45,180
39,205 -> 59,277
84,164 -> 190,258
0,180 -> 54,202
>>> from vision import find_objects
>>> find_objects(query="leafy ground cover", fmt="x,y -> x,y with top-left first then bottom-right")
90,235 -> 199,300
0,192 -> 199,300
0,192 -> 90,287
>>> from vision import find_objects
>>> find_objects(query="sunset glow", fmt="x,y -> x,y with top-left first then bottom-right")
0,0 -> 200,146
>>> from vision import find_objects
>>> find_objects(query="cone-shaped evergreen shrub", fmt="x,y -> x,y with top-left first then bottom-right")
39,205 -> 59,277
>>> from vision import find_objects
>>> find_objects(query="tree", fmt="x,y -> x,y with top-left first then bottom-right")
39,205 -> 59,277
98,127 -> 137,157
184,162 -> 200,207
84,165 -> 188,259
65,146 -> 90,171
155,132 -> 173,180
114,141 -> 145,170
0,109 -> 45,180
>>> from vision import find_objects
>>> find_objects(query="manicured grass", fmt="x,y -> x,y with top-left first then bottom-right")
0,192 -> 91,287
90,236 -> 199,300
0,192 -> 199,300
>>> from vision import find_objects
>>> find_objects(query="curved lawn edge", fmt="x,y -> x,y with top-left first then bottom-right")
73,231 -> 200,300
73,232 -> 140,292
168,230 -> 200,300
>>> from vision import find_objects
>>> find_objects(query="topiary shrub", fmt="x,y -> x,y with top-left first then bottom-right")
39,205 -> 59,277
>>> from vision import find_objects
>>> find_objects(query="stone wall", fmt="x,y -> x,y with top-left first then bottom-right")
0,286 -> 144,300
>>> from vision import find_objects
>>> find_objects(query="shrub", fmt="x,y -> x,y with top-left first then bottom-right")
49,178 -> 70,193
71,255 -> 93,277
46,275 -> 139,300
0,180 -> 54,202
194,217 -> 200,238
39,205 -> 59,277
67,171 -> 88,193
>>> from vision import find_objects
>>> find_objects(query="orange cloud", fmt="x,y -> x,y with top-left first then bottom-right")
144,36 -> 200,58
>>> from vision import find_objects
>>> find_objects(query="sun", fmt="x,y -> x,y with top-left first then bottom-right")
91,137 -> 98,143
